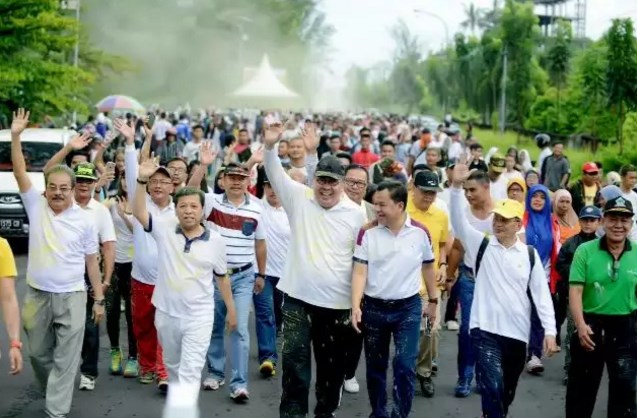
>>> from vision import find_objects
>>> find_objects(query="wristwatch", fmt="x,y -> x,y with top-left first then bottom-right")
10,340 -> 22,350
256,273 -> 266,279
94,299 -> 106,306
428,298 -> 439,304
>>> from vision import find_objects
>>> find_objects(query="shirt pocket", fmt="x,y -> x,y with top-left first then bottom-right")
241,219 -> 257,236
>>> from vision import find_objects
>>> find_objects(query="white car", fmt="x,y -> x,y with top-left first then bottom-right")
0,128 -> 76,238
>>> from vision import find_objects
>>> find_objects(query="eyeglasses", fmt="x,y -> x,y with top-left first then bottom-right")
168,167 -> 186,174
46,185 -> 72,193
149,179 -> 173,186
344,178 -> 367,189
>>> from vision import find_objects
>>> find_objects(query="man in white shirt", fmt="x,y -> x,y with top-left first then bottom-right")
133,164 -> 237,390
351,181 -> 437,418
449,157 -> 557,418
487,153 -> 509,201
11,109 -> 105,418
71,163 -> 116,392
182,125 -> 205,163
263,122 -> 366,418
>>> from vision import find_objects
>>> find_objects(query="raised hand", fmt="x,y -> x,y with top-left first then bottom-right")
11,108 -> 30,136
248,145 -> 264,165
116,196 -> 130,217
200,141 -> 218,166
263,122 -> 285,148
452,153 -> 471,187
68,131 -> 92,150
301,122 -> 319,153
142,115 -> 155,141
138,154 -> 160,180
113,118 -> 135,144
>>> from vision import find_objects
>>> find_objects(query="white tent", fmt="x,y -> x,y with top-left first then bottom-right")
231,54 -> 299,98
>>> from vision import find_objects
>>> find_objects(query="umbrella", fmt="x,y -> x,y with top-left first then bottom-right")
95,95 -> 145,114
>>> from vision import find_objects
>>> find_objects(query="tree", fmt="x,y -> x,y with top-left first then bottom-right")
461,3 -> 486,35
388,20 -> 426,113
606,18 -> 637,153
546,20 -> 572,125
0,0 -> 122,120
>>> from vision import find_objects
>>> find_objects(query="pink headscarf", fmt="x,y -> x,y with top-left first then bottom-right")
552,189 -> 579,227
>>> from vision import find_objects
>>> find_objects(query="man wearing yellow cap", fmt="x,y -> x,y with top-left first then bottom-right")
449,158 -> 558,418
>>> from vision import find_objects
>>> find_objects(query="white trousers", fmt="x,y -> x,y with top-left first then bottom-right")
155,309 -> 214,386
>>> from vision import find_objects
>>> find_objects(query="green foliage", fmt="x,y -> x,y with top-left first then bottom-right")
623,112 -> 637,149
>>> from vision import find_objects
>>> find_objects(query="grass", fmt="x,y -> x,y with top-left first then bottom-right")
471,128 -> 601,182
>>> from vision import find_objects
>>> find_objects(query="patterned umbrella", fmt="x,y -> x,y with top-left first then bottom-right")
95,95 -> 145,114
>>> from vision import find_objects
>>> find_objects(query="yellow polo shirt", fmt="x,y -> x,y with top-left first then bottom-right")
0,238 -> 18,278
407,193 -> 449,294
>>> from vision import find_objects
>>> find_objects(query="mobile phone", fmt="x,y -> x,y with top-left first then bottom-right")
146,113 -> 156,128
106,162 -> 116,173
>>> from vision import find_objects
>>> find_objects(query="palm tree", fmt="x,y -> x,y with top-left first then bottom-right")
461,3 -> 485,35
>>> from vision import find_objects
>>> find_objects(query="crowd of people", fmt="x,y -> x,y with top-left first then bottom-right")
1,107 -> 636,418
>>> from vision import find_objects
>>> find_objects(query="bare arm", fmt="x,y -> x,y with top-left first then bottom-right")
86,253 -> 104,301
132,174 -> 150,230
569,285 -> 585,329
42,132 -> 92,173
215,274 -> 237,330
255,239 -> 267,276
101,241 -> 115,286
0,278 -> 20,344
351,262 -> 367,310
188,141 -> 217,188
10,109 -> 32,193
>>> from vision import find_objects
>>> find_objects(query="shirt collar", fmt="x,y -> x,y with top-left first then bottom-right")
223,192 -> 250,206
489,235 -> 526,252
599,236 -> 632,253
175,223 -> 210,242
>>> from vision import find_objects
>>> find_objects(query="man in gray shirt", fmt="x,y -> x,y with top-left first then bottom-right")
541,142 -> 570,192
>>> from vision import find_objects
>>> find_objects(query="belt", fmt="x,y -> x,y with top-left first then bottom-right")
228,263 -> 253,276
363,293 -> 420,308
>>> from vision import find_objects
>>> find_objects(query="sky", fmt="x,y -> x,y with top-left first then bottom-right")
320,0 -> 637,87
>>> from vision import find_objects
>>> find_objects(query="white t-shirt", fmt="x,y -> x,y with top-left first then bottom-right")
259,198 -> 291,278
149,215 -> 226,319
622,190 -> 637,222
109,203 -> 134,263
82,198 -> 116,244
182,141 -> 203,163
448,142 -> 464,161
490,175 -> 509,202
20,188 -> 98,293
154,119 -> 173,141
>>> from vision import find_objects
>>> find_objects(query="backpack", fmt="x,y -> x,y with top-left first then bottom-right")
474,236 -> 537,302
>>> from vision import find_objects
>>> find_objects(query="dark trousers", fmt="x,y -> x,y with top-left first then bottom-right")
566,312 -> 637,418
80,292 -> 99,378
270,276 -> 284,334
527,302 -> 544,359
553,286 -> 569,347
444,280 -> 459,323
105,262 -> 137,358
344,328 -> 363,380
279,295 -> 350,418
253,275 -> 278,364
363,294 -> 421,418
472,329 -> 527,418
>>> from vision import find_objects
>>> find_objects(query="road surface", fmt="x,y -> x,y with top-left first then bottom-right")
0,250 -> 609,418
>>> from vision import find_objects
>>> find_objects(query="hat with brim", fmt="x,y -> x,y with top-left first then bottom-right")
315,171 -> 343,180
224,165 -> 250,177
490,153 -> 506,173
414,171 -> 442,192
74,163 -> 98,181
149,166 -> 172,179
491,199 -> 525,220
603,196 -> 634,216
579,205 -> 602,219
315,155 -> 345,180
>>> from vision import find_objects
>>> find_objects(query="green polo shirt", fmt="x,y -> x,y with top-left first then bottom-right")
570,238 -> 637,315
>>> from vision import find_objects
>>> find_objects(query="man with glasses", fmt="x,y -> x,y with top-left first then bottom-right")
568,162 -> 601,215
566,196 -> 637,418
11,109 -> 105,418
344,164 -> 376,223
70,163 -> 117,392
166,157 -> 189,193
263,122 -> 366,418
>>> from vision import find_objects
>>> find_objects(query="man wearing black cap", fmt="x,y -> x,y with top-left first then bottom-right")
555,205 -> 601,385
566,197 -> 637,418
263,122 -> 366,418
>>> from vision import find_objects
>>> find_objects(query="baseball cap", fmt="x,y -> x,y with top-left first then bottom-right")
579,205 -> 602,219
603,196 -> 635,216
491,199 -> 525,220
74,163 -> 98,181
489,153 -> 506,173
150,166 -> 172,179
414,171 -> 442,192
315,155 -> 345,180
224,163 -> 250,177
582,162 -> 599,174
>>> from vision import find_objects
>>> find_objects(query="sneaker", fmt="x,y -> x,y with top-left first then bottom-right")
138,372 -> 155,384
446,320 -> 459,331
202,376 -> 225,391
526,356 -> 544,375
418,375 -> 435,398
79,374 -> 95,391
343,377 -> 360,394
157,378 -> 168,393
454,378 -> 471,398
230,388 -> 249,403
432,360 -> 438,376
123,358 -> 139,378
259,360 -> 275,377
109,348 -> 123,375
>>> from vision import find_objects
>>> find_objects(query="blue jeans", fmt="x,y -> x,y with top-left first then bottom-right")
206,268 -> 255,392
253,275 -> 278,364
363,294 -> 422,418
528,301 -> 544,359
457,266 -> 476,383
472,329 -> 527,418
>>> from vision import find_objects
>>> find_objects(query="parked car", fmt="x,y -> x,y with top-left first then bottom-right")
0,128 -> 75,238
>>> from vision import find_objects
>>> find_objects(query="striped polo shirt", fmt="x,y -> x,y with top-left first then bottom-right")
204,193 -> 265,268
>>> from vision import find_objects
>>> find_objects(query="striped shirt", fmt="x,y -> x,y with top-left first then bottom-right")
204,193 -> 265,267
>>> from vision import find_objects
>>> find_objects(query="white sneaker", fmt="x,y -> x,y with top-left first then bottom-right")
202,376 -> 225,391
446,320 -> 459,331
79,374 -> 95,391
343,377 -> 360,394
230,388 -> 249,402
526,356 -> 544,375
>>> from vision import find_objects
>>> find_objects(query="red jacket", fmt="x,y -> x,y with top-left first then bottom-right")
351,149 -> 380,169
523,213 -> 561,294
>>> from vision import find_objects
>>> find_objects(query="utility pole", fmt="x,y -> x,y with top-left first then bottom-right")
499,46 -> 508,134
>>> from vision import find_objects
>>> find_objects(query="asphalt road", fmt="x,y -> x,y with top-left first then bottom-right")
0,249 -> 609,418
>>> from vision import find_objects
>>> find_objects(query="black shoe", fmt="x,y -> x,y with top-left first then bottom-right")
418,375 -> 435,398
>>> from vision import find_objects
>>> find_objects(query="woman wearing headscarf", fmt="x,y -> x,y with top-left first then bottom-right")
518,149 -> 533,173
507,178 -> 526,204
525,169 -> 540,189
552,189 -> 580,244
523,184 -> 560,374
